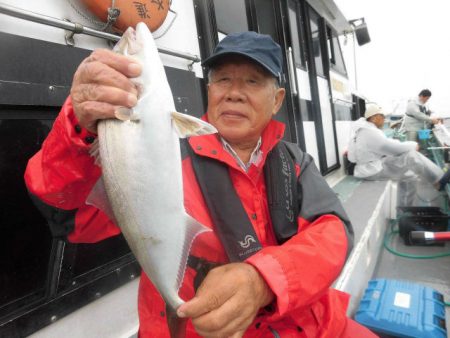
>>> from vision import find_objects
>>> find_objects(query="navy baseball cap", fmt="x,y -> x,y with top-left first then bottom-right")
202,31 -> 283,82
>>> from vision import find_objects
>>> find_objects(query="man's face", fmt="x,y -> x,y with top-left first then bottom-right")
370,114 -> 385,129
207,56 -> 285,146
419,95 -> 430,104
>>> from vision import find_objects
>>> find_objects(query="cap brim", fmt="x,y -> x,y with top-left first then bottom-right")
202,51 -> 279,79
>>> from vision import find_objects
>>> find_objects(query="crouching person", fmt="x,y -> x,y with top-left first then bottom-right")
347,104 -> 450,206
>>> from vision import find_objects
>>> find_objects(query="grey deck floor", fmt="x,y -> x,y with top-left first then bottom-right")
334,176 -> 388,243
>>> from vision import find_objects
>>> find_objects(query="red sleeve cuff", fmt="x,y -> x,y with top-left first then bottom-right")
64,97 -> 97,147
246,250 -> 290,316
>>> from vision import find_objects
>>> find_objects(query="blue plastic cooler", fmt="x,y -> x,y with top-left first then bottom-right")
417,129 -> 431,140
355,279 -> 447,338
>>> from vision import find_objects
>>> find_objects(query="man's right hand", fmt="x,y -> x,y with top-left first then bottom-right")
70,49 -> 142,133
431,118 -> 441,125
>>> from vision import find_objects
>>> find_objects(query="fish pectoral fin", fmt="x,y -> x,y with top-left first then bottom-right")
171,111 -> 218,138
114,107 -> 141,121
86,177 -> 117,224
88,138 -> 101,166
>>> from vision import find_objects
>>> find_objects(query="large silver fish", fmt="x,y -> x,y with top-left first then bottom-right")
88,23 -> 216,336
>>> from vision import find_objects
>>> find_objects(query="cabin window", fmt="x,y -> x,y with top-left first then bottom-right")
0,109 -> 141,335
334,103 -> 352,120
287,0 -> 306,68
352,94 -> 366,120
327,26 -> 347,76
300,99 -> 314,121
213,0 -> 249,38
308,9 -> 325,77
0,32 -> 143,335
326,26 -> 335,65
0,116 -> 54,313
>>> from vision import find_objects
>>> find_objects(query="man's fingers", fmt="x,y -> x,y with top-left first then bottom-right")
194,315 -> 247,338
75,101 -> 121,133
72,84 -> 137,110
178,264 -> 271,337
177,289 -> 233,319
189,295 -> 251,337
70,49 -> 141,130
177,269 -> 237,318
84,49 -> 142,78
177,293 -> 224,319
75,60 -> 139,97
193,310 -> 249,338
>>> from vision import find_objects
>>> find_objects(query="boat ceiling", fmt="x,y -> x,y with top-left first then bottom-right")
307,0 -> 352,34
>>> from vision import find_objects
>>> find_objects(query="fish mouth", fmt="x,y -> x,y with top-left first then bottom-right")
113,27 -> 143,56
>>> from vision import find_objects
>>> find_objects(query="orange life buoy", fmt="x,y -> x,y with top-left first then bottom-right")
81,0 -> 170,32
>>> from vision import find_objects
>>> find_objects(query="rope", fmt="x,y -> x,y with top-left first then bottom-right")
66,0 -> 120,31
66,0 -> 108,28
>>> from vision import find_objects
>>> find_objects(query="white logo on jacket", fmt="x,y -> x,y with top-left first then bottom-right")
239,235 -> 257,248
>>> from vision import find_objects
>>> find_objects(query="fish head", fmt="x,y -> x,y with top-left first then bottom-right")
112,22 -> 173,121
113,26 -> 143,57
112,23 -> 154,120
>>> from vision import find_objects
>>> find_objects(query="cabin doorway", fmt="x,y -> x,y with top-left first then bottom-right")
284,0 -> 340,174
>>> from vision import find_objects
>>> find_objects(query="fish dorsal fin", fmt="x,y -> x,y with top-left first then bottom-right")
86,177 -> 117,224
171,112 -> 217,138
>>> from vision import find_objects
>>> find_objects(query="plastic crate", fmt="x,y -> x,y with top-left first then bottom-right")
356,279 -> 447,338
397,207 -> 449,246
397,206 -> 445,217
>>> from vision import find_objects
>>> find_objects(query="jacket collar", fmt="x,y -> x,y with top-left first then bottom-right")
188,117 -> 286,172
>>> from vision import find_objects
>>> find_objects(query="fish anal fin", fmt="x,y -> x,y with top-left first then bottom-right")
175,214 -> 211,296
86,177 -> 117,224
171,112 -> 217,138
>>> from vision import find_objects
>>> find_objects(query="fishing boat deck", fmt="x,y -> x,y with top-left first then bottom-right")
332,168 -> 450,333
29,278 -> 140,338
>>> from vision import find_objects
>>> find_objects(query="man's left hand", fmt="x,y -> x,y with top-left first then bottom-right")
177,263 -> 274,337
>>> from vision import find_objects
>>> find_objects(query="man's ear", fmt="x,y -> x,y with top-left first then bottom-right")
272,88 -> 286,116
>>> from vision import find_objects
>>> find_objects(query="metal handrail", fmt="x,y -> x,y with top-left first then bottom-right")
333,98 -> 354,106
0,2 -> 201,63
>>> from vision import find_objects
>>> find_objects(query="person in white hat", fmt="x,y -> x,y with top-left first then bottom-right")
347,103 -> 450,206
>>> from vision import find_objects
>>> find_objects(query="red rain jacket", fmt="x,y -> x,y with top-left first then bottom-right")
25,97 -> 353,337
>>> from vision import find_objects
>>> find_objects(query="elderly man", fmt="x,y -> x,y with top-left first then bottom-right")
403,89 -> 440,141
348,104 -> 450,206
25,32 -> 374,337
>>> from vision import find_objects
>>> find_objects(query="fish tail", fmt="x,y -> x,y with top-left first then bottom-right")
166,304 -> 187,338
